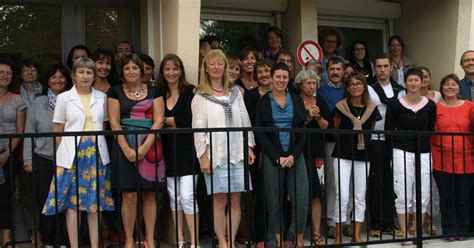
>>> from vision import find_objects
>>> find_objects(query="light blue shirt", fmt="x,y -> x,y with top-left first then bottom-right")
270,93 -> 294,152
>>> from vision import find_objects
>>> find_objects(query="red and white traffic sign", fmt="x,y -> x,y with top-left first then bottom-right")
297,40 -> 323,66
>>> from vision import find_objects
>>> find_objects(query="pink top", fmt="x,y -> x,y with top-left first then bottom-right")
432,101 -> 474,173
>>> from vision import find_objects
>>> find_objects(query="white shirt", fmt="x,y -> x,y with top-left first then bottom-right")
53,86 -> 110,168
368,83 -> 394,141
192,90 -> 255,168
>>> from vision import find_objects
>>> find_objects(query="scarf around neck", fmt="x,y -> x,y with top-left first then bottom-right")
335,98 -> 376,150
47,88 -> 58,111
200,86 -> 240,126
20,82 -> 42,107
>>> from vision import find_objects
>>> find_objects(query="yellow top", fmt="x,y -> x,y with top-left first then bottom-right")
78,93 -> 94,131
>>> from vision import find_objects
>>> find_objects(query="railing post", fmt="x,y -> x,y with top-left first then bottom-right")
414,134 -> 423,248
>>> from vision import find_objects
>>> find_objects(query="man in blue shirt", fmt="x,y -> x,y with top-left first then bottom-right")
459,50 -> 474,101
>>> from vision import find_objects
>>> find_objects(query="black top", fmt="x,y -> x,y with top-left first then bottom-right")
161,84 -> 199,177
384,98 -> 436,153
244,87 -> 262,126
331,104 -> 379,161
352,61 -> 374,79
107,84 -> 162,117
305,96 -> 330,160
235,78 -> 251,95
255,91 -> 307,163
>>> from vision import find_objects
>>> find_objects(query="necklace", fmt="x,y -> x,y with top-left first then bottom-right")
127,85 -> 145,98
212,86 -> 224,92
351,105 -> 364,119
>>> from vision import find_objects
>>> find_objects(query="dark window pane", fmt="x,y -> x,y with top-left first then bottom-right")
200,20 -> 270,57
0,4 -> 61,66
85,6 -> 133,53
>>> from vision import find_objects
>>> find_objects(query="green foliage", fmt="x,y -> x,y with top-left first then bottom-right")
200,20 -> 270,57
0,4 -> 62,69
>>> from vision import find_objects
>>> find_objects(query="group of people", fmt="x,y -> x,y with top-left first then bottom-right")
0,25 -> 473,248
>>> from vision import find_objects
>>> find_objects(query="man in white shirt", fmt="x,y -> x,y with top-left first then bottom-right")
367,54 -> 404,237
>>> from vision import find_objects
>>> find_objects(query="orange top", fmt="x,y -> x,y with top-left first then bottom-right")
432,101 -> 474,174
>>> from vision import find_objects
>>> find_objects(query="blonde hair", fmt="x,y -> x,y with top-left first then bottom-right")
196,49 -> 232,95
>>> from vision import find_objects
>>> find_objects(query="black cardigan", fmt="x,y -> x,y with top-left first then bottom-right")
384,98 -> 436,153
255,91 -> 307,164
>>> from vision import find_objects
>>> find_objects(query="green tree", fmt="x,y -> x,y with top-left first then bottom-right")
200,20 -> 269,57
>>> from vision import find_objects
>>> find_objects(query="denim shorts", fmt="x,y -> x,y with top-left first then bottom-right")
204,161 -> 252,195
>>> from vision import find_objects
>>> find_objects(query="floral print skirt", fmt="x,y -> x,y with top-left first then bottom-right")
43,136 -> 114,215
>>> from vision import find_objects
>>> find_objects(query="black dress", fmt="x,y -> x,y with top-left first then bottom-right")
161,84 -> 199,177
304,96 -> 330,198
108,84 -> 164,192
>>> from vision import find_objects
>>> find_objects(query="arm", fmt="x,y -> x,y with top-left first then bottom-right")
237,90 -> 256,164
23,101 -> 36,167
254,96 -> 279,163
427,102 -> 437,132
166,91 -> 193,128
107,97 -> 136,162
137,96 -> 165,159
191,95 -> 211,174
53,123 -> 65,146
0,109 -> 25,167
316,97 -> 330,129
289,97 -> 307,162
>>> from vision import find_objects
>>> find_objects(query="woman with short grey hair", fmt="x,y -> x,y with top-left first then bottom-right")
295,69 -> 329,245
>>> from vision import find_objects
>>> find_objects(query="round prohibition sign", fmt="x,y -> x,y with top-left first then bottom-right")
297,40 -> 323,66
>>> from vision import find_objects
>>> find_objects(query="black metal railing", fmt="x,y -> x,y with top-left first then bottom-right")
0,128 -> 472,248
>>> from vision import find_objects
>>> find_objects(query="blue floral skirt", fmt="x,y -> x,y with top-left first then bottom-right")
43,136 -> 114,215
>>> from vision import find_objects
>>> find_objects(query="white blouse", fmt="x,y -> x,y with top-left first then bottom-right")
191,90 -> 255,168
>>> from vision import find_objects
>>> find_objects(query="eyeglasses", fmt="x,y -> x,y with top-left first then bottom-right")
349,82 -> 364,88
324,40 -> 338,45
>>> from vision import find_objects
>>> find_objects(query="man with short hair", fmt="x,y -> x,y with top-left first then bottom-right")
459,50 -> 474,101
367,54 -> 404,237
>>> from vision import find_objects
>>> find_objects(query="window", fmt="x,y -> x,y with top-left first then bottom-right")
0,4 -> 61,66
200,10 -> 275,56
85,6 -> 134,53
0,0 -> 138,68
318,16 -> 389,60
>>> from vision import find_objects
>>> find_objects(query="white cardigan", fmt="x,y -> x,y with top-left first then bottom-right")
191,90 -> 255,168
53,86 -> 110,168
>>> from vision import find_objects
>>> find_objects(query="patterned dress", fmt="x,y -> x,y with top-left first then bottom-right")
43,136 -> 114,214
108,84 -> 165,192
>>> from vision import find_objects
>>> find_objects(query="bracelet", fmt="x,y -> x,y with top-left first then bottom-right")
315,115 -> 322,121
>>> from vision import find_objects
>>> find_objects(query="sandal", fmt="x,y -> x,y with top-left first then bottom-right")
312,235 -> 325,246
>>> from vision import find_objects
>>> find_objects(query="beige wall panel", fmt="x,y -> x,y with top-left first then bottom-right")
394,0 -> 459,89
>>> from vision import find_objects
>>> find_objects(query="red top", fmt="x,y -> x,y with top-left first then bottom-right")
432,101 -> 474,174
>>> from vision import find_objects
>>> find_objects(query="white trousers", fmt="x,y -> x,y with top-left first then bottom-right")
392,149 -> 431,214
325,143 -> 353,226
167,175 -> 199,214
333,158 -> 370,223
